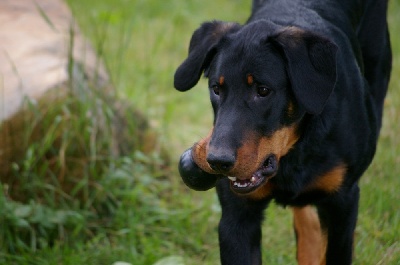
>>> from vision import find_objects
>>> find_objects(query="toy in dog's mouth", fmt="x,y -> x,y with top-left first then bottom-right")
228,154 -> 277,194
178,148 -> 278,195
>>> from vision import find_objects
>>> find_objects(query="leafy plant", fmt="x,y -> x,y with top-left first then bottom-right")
0,51 -> 168,254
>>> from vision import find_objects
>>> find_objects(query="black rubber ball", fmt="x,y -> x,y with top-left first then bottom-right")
178,148 -> 219,191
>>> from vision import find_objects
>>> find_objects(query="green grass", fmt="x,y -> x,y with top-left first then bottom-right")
2,0 -> 399,264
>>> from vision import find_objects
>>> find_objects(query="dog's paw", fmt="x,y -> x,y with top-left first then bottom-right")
178,148 -> 219,191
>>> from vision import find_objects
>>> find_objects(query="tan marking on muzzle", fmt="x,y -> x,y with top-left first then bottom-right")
192,129 -> 214,174
240,125 -> 299,200
229,125 -> 299,179
192,125 -> 299,181
258,125 -> 300,160
245,182 -> 276,200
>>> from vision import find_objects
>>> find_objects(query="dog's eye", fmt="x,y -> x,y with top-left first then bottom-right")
257,86 -> 272,97
212,85 -> 220,96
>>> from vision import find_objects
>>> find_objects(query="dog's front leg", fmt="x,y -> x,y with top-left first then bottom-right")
316,184 -> 360,265
216,179 -> 270,265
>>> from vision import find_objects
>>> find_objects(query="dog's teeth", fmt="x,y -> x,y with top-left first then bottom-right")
233,182 -> 248,188
228,176 -> 237,181
250,176 -> 256,183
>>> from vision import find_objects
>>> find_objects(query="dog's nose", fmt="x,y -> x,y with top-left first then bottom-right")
206,153 -> 235,173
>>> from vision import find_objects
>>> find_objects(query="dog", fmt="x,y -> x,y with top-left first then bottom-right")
174,0 -> 392,264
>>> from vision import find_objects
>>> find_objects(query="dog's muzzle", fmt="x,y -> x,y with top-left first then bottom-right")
228,154 -> 277,194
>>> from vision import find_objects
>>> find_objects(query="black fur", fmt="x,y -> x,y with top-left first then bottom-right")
174,0 -> 391,264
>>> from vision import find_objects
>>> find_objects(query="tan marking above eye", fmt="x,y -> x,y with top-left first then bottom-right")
219,76 -> 225,86
247,74 -> 254,86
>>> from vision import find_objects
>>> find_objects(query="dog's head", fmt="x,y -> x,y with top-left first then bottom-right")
175,20 -> 337,199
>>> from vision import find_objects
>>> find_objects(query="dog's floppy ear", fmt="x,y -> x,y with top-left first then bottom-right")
272,27 -> 338,115
174,21 -> 241,91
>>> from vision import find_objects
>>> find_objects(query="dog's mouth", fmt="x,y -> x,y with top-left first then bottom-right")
228,154 -> 277,194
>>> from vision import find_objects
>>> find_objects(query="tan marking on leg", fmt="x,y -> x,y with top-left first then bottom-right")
293,206 -> 327,265
320,226 -> 327,265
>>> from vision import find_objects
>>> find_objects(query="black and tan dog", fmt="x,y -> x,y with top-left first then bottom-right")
174,0 -> 391,264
